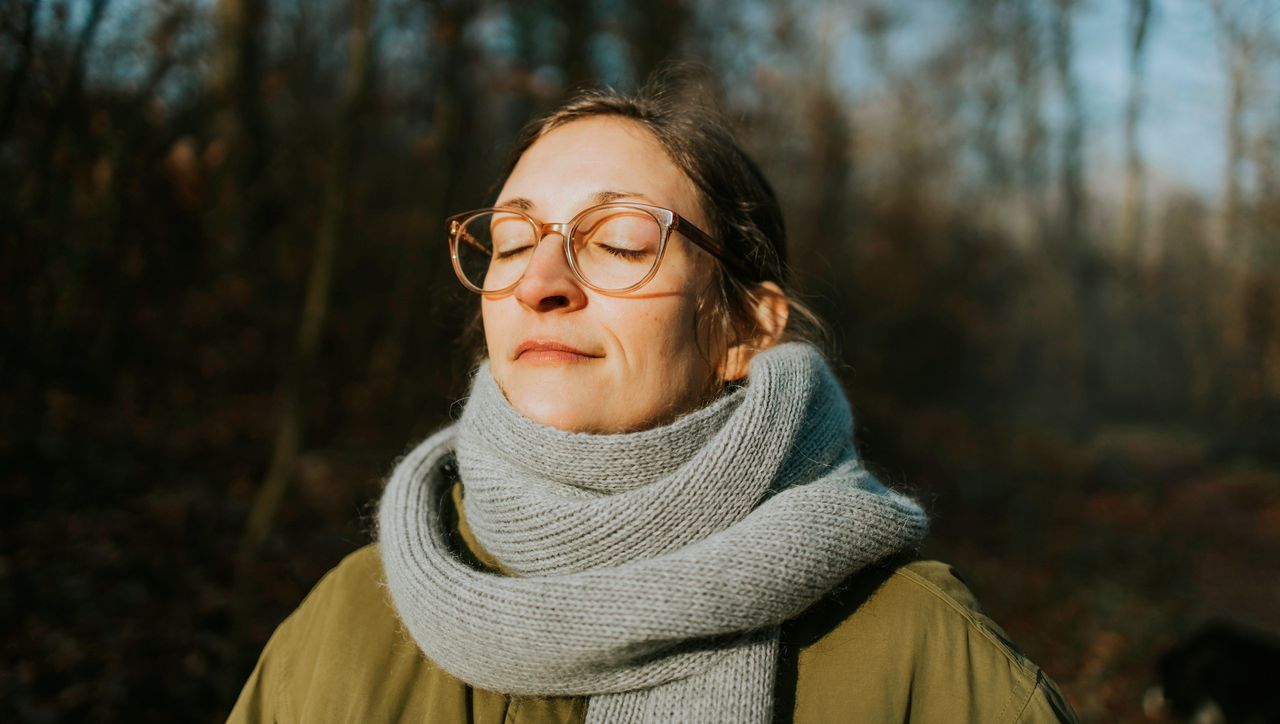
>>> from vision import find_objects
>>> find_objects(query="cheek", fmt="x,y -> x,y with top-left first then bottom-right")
628,267 -> 717,368
617,296 -> 710,384
480,301 -> 517,386
480,299 -> 508,352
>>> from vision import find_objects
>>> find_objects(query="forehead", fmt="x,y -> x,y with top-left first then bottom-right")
499,116 -> 701,219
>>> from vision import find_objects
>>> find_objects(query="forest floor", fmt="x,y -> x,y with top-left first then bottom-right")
922,421 -> 1280,722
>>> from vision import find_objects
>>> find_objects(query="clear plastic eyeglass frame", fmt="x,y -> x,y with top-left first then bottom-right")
446,201 -> 748,295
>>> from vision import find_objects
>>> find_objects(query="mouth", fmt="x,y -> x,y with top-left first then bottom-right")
514,339 -> 603,363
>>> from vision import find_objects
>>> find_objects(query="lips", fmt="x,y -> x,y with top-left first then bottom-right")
514,339 -> 602,362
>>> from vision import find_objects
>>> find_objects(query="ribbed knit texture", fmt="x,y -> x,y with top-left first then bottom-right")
378,343 -> 929,723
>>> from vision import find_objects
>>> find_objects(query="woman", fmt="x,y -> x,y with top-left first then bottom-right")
229,81 -> 1078,723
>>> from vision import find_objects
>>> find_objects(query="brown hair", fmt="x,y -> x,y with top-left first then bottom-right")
469,71 -> 827,376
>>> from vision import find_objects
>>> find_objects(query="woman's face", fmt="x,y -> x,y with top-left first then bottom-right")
481,116 -> 722,433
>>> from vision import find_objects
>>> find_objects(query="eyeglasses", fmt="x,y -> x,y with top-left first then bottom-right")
447,201 -> 745,295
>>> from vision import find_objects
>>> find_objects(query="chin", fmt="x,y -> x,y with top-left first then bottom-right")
509,390 -> 602,433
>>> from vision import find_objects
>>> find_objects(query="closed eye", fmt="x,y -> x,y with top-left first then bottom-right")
598,244 -> 650,260
495,245 -> 534,260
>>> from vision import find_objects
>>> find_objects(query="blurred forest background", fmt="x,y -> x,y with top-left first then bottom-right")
3,0 -> 1279,721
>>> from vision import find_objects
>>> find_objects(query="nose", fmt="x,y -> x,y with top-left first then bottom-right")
512,230 -> 587,313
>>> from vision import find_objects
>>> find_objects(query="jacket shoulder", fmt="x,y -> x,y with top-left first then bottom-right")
228,545 -> 505,723
788,559 -> 1078,724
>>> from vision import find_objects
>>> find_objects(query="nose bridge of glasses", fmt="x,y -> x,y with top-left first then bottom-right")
537,220 -> 571,240
525,221 -> 572,265
519,220 -> 575,284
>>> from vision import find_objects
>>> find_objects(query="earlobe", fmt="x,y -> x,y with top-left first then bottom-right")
719,282 -> 790,382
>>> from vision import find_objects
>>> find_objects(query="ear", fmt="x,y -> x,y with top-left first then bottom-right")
719,281 -> 790,382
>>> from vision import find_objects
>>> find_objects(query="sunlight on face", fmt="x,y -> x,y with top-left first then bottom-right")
481,116 -> 722,433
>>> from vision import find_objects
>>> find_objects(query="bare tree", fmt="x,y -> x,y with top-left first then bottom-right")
1120,0 -> 1153,260
1012,1 -> 1049,243
0,0 -> 41,142
1050,0 -> 1087,253
630,0 -> 691,83
31,0 -> 110,211
231,0 -> 378,682
802,3 -> 854,281
211,0 -> 269,259
561,0 -> 594,90
366,0 -> 483,435
967,0 -> 1013,191
1208,0 -> 1274,418
1212,0 -> 1252,260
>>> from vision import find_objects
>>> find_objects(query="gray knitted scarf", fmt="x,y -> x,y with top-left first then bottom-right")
378,342 -> 928,723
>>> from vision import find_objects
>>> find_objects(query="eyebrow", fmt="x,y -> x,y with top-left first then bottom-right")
497,196 -> 535,211
495,190 -> 652,213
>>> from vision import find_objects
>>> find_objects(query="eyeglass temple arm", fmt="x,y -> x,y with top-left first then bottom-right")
673,217 -> 757,280
452,221 -> 490,254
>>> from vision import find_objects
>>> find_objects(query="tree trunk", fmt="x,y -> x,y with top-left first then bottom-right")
0,0 -> 41,143
1046,0 -> 1091,431
1222,36 -> 1247,261
1120,0 -> 1152,261
36,0 -> 111,332
230,0 -> 377,688
1209,0 -> 1260,421
1013,1 -> 1048,243
1051,0 -> 1086,255
212,0 -> 269,260
561,0 -> 594,91
369,0 -> 481,435
33,0 -> 110,198
631,0 -> 690,85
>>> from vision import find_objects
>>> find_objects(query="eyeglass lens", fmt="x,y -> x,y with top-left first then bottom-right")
453,207 -> 663,292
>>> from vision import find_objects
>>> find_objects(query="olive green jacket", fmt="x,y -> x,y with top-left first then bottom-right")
229,486 -> 1078,723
